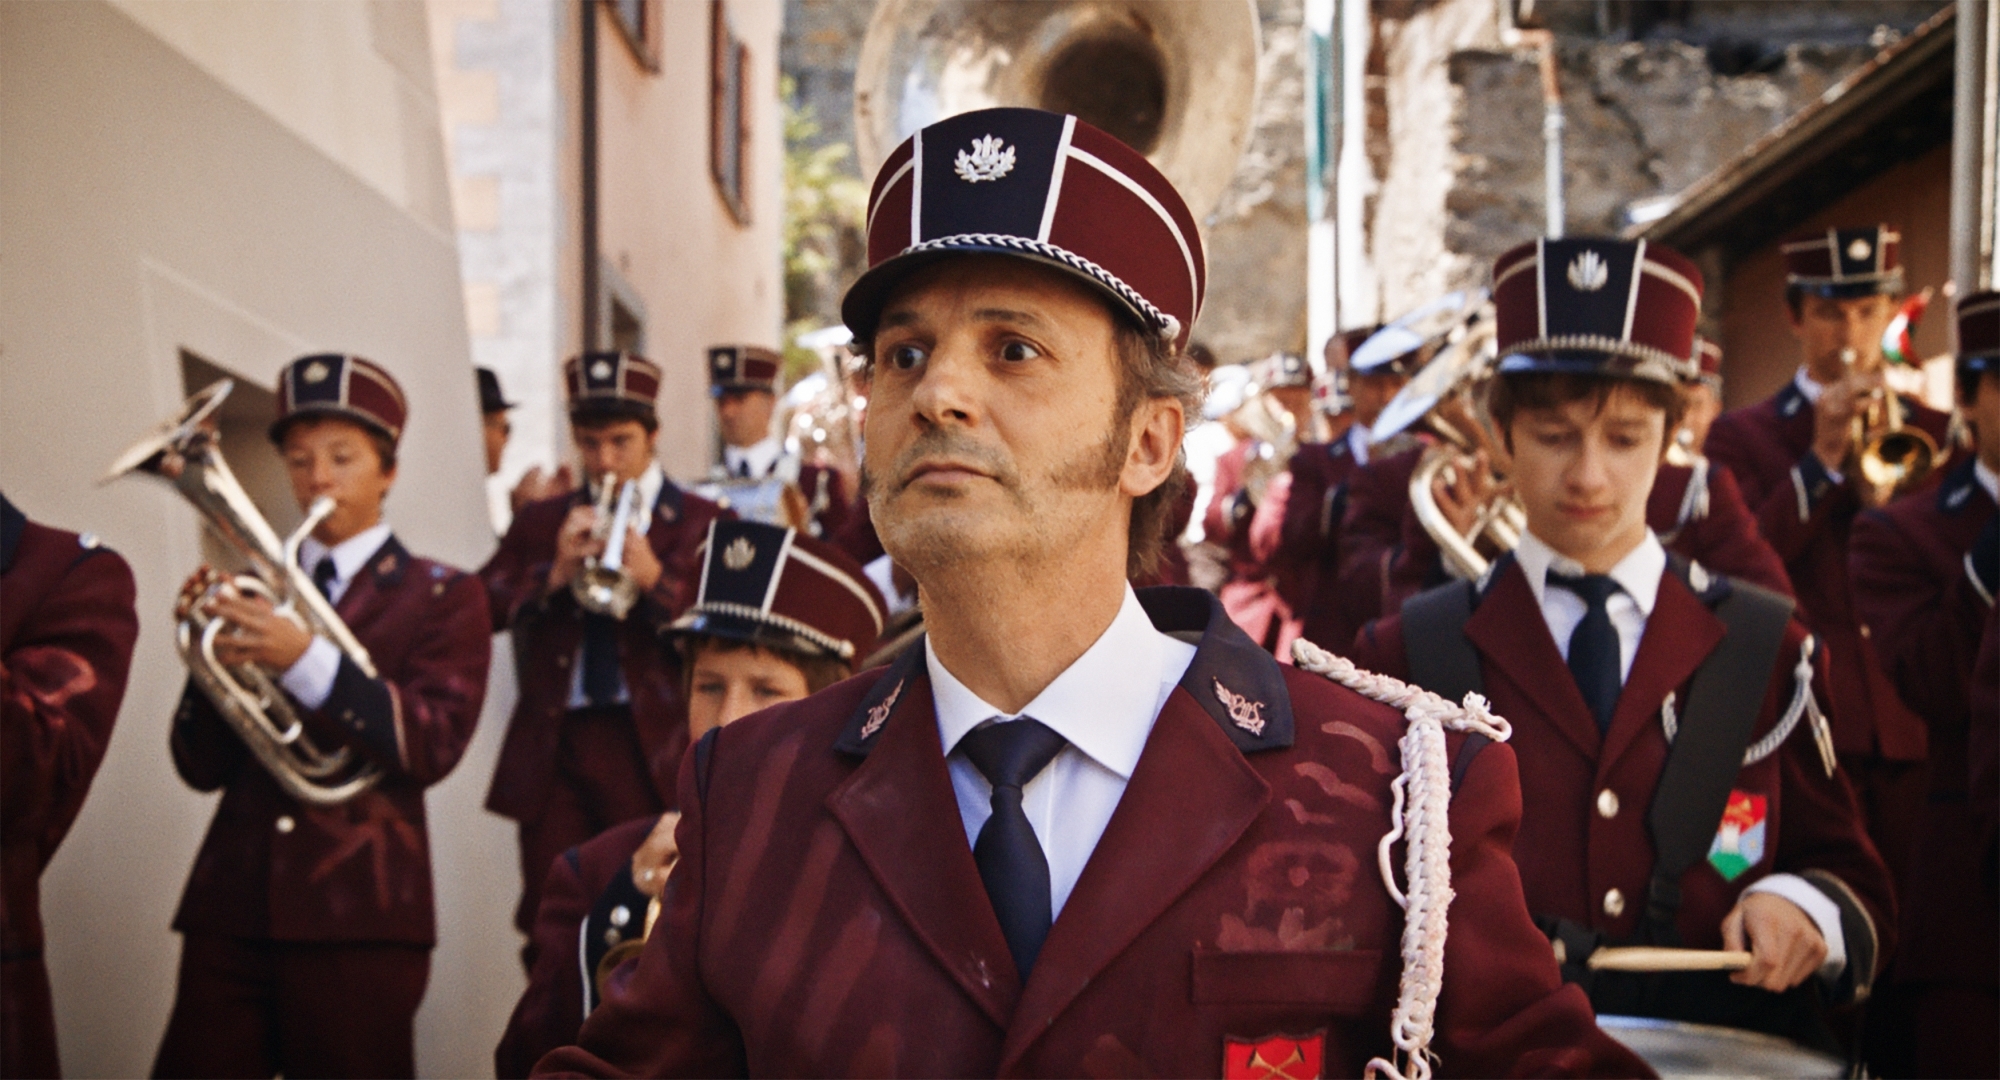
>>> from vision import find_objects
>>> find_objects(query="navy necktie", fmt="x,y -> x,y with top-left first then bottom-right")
582,614 -> 621,707
1549,572 -> 1623,733
311,557 -> 338,601
958,718 -> 1067,981
735,457 -> 751,479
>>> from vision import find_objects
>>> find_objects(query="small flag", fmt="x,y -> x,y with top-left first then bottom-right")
1880,287 -> 1934,367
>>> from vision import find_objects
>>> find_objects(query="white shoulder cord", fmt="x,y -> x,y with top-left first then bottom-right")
1291,640 -> 1513,1080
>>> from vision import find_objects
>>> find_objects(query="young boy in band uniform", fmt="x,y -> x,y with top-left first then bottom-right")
154,354 -> 491,1078
1351,239 -> 1893,1050
495,519 -> 884,1077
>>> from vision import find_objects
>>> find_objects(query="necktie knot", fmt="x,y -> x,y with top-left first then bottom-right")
311,556 -> 338,599
1549,571 -> 1620,610
958,718 -> 1067,793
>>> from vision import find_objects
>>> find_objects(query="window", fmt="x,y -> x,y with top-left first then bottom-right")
605,0 -> 656,69
178,350 -> 299,558
596,259 -> 647,355
710,1 -> 750,225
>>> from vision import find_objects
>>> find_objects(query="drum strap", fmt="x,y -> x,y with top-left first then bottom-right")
1640,568 -> 1794,944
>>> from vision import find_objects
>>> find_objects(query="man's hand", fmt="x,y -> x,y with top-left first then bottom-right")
621,527 -> 663,593
205,588 -> 315,672
631,811 -> 682,900
1431,449 -> 1504,541
1810,368 -> 1881,474
511,464 -> 576,512
1722,891 -> 1827,992
547,505 -> 604,595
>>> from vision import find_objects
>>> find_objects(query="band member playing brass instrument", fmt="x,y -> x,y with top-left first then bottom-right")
142,354 -> 491,1079
480,351 -> 727,960
696,344 -> 850,539
495,519 -> 884,1077
1,495 -> 138,1080
1353,239 -> 1891,1055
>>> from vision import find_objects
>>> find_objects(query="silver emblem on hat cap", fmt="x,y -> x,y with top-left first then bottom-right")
1567,250 -> 1609,292
722,535 -> 757,571
302,360 -> 331,384
590,359 -> 613,380
954,135 -> 1017,183
1847,237 -> 1872,261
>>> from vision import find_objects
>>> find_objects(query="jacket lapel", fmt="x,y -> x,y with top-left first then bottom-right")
332,534 -> 407,630
1597,570 -> 1724,771
1464,561 -> 1603,759
997,686 -> 1270,1071
824,647 -> 1021,1028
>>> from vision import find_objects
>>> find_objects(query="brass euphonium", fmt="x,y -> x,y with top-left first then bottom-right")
1842,348 -> 1939,502
573,474 -> 642,618
101,380 -> 382,806
1369,293 -> 1526,582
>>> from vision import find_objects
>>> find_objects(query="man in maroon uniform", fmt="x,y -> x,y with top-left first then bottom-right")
537,107 -> 1644,1079
480,352 -> 727,949
1704,227 -> 1948,890
1277,323 -> 1416,654
153,354 -> 492,1078
696,345 -> 850,539
1,496 -> 138,1079
1352,239 -> 1892,1053
1207,351 -> 1311,651
1848,290 -> 2000,1076
496,520 -> 884,1077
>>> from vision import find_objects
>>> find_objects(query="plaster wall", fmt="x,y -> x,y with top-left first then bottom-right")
0,4 -> 519,1075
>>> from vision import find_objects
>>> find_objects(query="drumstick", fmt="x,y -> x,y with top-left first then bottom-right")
1586,947 -> 1752,972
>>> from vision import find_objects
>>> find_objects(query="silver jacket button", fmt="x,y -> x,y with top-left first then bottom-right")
1603,888 -> 1625,918
1596,789 -> 1620,819
275,815 -> 296,834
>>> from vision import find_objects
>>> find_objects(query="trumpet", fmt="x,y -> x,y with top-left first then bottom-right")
1370,293 -> 1525,581
573,474 -> 642,618
1843,347 -> 1938,502
102,380 -> 382,806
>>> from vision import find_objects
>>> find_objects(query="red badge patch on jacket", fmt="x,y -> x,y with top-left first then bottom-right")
1707,790 -> 1768,881
1223,1032 -> 1324,1080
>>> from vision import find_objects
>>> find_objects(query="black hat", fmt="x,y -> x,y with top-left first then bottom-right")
1492,238 -> 1703,385
671,520 -> 886,661
564,351 -> 661,425
1782,226 -> 1904,300
477,367 -> 515,414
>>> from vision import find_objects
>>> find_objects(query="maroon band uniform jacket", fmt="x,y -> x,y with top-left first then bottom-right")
1274,437 -> 1365,649
479,484 -> 725,823
169,535 -> 491,946
1,499 -> 139,1079
1849,454 -> 1998,995
536,588 -> 1648,1078
1351,557 -> 1894,1002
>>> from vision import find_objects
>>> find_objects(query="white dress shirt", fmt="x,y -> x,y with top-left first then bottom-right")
723,436 -> 783,480
1346,422 -> 1372,466
929,585 -> 1197,918
565,462 -> 666,708
279,521 -> 393,710
1793,368 -> 1845,484
1514,526 -> 1847,978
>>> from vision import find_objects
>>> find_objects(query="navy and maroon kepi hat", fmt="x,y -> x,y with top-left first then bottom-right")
842,107 -> 1206,353
565,351 -> 661,424
1491,237 -> 1703,385
271,353 -> 408,446
1782,226 -> 1902,299
672,520 -> 886,662
1958,290 -> 2000,374
708,345 -> 783,397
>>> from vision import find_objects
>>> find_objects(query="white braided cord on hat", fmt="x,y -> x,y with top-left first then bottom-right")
1290,639 -> 1512,1080
674,600 -> 857,660
1503,334 -> 1697,382
899,233 -> 1183,344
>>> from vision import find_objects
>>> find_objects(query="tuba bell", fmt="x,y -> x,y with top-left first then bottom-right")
1368,292 -> 1527,582
853,0 -> 1260,222
102,380 -> 382,806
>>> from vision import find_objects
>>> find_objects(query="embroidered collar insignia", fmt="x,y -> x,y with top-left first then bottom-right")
1213,678 -> 1266,737
860,678 -> 903,739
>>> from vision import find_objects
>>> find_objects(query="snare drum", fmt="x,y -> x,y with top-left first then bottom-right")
1595,1015 -> 1846,1079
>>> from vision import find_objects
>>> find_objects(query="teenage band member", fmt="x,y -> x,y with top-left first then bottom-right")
1,497 -> 138,1080
539,106 -> 1644,1077
1704,227 -> 1949,895
1352,239 -> 1892,1050
495,520 -> 884,1077
480,351 -> 727,952
696,345 -> 850,539
153,354 -> 492,1078
1848,290 -> 2000,1077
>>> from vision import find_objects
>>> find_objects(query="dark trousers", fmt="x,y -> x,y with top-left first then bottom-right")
1,955 -> 58,1079
513,706 -> 664,957
152,934 -> 430,1080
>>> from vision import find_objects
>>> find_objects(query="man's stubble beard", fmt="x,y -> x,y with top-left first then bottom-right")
863,417 -> 1129,584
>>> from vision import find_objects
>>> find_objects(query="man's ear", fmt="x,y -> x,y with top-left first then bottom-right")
1121,396 -> 1184,498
